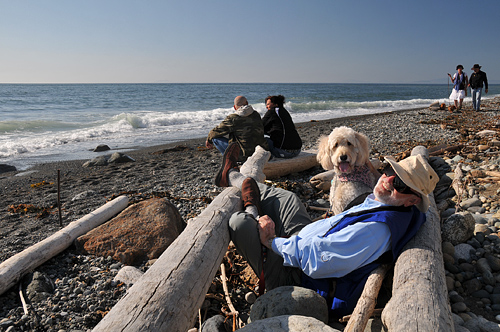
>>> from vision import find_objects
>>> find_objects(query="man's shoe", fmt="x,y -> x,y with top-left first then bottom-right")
241,177 -> 262,216
215,143 -> 240,187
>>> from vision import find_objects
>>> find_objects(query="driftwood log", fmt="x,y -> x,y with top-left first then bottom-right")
381,147 -> 454,331
92,187 -> 242,331
0,195 -> 129,296
263,149 -> 319,179
344,264 -> 390,331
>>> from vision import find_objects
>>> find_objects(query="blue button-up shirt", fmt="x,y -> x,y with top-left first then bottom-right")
272,194 -> 392,279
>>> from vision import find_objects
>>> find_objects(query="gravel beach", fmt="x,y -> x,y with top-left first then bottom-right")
2,97 -> 500,331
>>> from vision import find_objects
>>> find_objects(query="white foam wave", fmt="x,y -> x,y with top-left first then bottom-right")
2,94 -> 497,169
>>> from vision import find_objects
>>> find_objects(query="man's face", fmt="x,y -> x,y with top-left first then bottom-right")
474,68 -> 480,73
373,173 -> 420,207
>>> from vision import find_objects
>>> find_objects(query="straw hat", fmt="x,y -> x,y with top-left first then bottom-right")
384,155 -> 439,212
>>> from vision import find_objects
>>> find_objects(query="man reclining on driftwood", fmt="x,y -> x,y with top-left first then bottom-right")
216,142 -> 439,318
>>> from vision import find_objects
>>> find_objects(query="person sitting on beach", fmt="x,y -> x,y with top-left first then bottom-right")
215,143 -> 438,317
448,65 -> 468,110
262,95 -> 302,158
206,96 -> 269,160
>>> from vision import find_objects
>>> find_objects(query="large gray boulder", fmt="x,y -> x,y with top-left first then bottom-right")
442,212 -> 475,245
249,286 -> 328,324
239,315 -> 340,332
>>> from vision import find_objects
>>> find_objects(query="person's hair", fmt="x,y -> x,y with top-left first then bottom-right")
456,65 -> 464,70
265,95 -> 285,108
234,96 -> 248,107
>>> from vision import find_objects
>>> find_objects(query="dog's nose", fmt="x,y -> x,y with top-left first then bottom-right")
340,155 -> 348,161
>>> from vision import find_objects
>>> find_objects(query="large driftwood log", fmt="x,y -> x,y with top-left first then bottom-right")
344,264 -> 390,332
263,149 -> 319,179
381,147 -> 454,331
92,187 -> 242,332
0,195 -> 129,296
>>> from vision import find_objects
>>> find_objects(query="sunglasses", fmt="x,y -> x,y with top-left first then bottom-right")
382,165 -> 421,198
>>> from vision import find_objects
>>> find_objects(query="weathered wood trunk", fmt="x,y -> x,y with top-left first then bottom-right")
263,150 -> 319,179
0,195 -> 129,296
92,188 -> 242,332
344,265 -> 390,332
381,149 -> 454,331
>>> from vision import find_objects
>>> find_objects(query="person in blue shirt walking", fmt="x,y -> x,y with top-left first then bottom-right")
448,65 -> 468,110
215,143 -> 439,317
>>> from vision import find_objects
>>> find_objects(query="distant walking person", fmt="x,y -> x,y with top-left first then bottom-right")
206,96 -> 268,161
469,64 -> 489,111
263,95 -> 302,158
448,65 -> 468,110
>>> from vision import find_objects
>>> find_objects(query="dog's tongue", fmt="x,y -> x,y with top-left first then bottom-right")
339,162 -> 350,172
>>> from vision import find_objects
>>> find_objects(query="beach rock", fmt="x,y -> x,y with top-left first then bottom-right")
477,130 -> 497,137
108,152 -> 135,163
0,164 -> 16,174
75,198 -> 186,265
240,315 -> 339,332
476,224 -> 490,234
443,241 -> 456,256
113,266 -> 144,286
464,316 -> 500,332
441,208 -> 456,219
464,278 -> 483,294
245,291 -> 257,304
461,197 -> 482,209
249,286 -> 328,324
200,315 -> 229,332
454,324 -> 471,332
71,190 -> 97,201
486,254 -> 500,272
93,144 -> 111,152
25,271 -> 55,303
442,212 -> 475,245
83,155 -> 108,167
455,243 -> 475,262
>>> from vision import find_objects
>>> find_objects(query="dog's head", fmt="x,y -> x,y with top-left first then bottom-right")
317,126 -> 370,173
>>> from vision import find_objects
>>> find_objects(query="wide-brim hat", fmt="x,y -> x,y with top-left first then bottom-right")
471,64 -> 482,70
456,65 -> 464,70
384,155 -> 439,212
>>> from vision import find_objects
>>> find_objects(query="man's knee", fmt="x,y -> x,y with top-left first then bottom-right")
229,212 -> 257,235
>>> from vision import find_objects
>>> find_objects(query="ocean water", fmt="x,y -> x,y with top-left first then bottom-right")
1,83 -> 499,170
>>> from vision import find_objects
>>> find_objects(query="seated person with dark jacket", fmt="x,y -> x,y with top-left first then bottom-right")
263,95 -> 302,158
206,96 -> 268,161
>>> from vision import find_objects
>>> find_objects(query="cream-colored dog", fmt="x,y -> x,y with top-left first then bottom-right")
313,126 -> 380,215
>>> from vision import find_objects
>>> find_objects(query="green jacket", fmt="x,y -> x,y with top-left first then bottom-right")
207,105 -> 269,158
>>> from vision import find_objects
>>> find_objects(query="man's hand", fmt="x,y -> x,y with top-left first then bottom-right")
205,140 -> 213,149
258,215 -> 276,248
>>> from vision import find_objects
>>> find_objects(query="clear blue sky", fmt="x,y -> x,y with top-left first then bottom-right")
1,0 -> 498,84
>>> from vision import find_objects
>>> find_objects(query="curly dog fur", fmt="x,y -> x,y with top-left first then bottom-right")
317,126 -> 377,215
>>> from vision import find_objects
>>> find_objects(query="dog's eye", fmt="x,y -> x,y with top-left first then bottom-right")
334,142 -> 338,148
347,141 -> 352,146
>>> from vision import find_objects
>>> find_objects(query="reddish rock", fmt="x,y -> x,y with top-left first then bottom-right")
75,198 -> 185,265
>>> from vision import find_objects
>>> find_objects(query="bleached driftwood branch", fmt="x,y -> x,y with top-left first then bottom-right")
0,195 -> 129,296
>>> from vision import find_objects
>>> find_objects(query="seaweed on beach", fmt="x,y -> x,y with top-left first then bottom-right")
7,204 -> 52,218
30,180 -> 54,188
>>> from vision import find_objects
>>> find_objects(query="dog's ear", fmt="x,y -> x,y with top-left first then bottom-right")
355,132 -> 370,165
317,135 -> 334,170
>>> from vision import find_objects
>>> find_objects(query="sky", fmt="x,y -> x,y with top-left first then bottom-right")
1,0 -> 499,84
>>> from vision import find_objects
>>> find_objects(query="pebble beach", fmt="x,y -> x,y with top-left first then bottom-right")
2,97 -> 500,331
